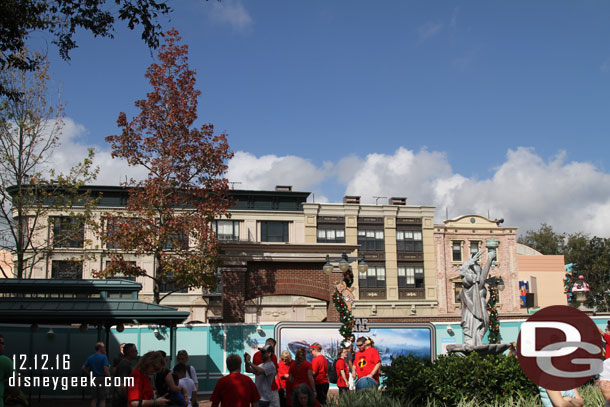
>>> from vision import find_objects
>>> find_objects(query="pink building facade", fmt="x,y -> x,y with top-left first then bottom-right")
434,215 -> 521,315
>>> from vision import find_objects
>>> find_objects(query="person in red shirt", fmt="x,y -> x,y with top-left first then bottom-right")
335,348 -> 350,395
287,348 -> 315,406
600,322 -> 610,359
309,343 -> 329,405
210,353 -> 260,407
127,351 -> 169,407
352,337 -> 381,384
277,350 -> 293,407
253,338 -> 280,406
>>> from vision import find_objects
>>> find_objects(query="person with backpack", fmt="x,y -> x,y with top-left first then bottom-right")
176,350 -> 198,392
334,349 -> 350,395
309,343 -> 328,405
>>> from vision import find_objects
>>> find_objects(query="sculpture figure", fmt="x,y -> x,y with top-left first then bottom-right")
459,249 -> 496,346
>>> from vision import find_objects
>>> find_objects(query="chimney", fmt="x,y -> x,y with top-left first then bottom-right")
390,197 -> 407,205
343,195 -> 360,204
275,185 -> 292,192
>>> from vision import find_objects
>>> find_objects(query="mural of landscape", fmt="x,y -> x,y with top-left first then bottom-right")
276,324 -> 433,365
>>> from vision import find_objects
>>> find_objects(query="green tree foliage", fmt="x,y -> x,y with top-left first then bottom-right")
0,0 -> 194,98
520,224 -> 610,311
517,223 -> 565,255
0,50 -> 98,278
97,29 -> 232,304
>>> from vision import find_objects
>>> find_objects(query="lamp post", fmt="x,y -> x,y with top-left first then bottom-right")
572,275 -> 590,311
323,252 -> 368,278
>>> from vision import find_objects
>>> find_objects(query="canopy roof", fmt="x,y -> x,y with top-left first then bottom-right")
0,279 -> 189,326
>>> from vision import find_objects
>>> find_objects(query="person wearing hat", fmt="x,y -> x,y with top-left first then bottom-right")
309,343 -> 329,405
245,345 -> 277,407
253,339 -> 280,407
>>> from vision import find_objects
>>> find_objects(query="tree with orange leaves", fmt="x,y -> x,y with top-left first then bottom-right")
99,29 -> 232,304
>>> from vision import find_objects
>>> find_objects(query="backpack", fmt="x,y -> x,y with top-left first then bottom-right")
328,359 -> 339,384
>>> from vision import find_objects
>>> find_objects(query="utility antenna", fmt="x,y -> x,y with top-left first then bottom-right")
373,196 -> 387,205
446,207 -> 448,220
228,182 -> 242,190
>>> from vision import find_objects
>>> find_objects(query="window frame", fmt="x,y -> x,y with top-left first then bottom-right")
452,241 -> 462,262
51,216 -> 85,248
396,229 -> 423,251
212,220 -> 241,241
357,229 -> 385,251
260,221 -> 290,243
51,260 -> 83,279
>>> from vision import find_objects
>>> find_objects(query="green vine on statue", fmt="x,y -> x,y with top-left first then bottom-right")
487,282 -> 500,344
332,289 -> 354,340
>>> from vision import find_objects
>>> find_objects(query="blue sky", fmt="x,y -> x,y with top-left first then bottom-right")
35,1 -> 610,235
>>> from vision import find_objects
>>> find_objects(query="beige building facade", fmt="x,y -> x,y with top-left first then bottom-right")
516,243 -> 567,309
303,198 -> 438,318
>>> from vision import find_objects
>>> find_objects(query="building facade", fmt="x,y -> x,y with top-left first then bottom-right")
303,196 -> 438,318
434,215 -> 522,316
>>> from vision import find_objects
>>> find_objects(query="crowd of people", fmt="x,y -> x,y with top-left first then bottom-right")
210,336 -> 381,407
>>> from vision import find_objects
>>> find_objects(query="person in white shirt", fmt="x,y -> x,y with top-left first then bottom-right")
173,363 -> 197,407
245,345 -> 277,407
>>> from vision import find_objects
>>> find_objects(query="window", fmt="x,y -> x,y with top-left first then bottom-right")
357,230 -> 384,251
260,221 -> 289,242
454,282 -> 463,304
51,260 -> 83,279
212,220 -> 240,241
396,230 -> 422,251
162,231 -> 189,250
159,273 -> 188,293
470,241 -> 479,257
317,228 -> 345,243
51,216 -> 84,248
358,264 -> 386,299
105,217 -> 131,249
452,241 -> 462,262
397,266 -> 424,288
358,265 -> 386,289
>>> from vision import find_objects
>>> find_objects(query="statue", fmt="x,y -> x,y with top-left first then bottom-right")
447,237 -> 509,355
459,249 -> 495,346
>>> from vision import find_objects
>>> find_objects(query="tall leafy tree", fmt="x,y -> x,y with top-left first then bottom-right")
0,50 -> 98,278
520,224 -> 610,311
99,29 -> 232,304
517,223 -> 565,255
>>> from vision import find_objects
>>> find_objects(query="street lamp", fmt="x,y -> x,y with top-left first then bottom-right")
572,275 -> 590,311
324,252 -> 367,274
485,276 -> 505,292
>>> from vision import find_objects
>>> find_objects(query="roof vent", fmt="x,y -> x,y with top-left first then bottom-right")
390,197 -> 407,205
275,185 -> 292,192
344,195 -> 360,204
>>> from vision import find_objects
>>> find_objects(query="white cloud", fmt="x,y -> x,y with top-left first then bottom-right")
341,147 -> 610,236
44,120 -> 610,237
208,0 -> 253,32
46,118 -> 148,185
226,151 -> 327,191
417,22 -> 443,42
